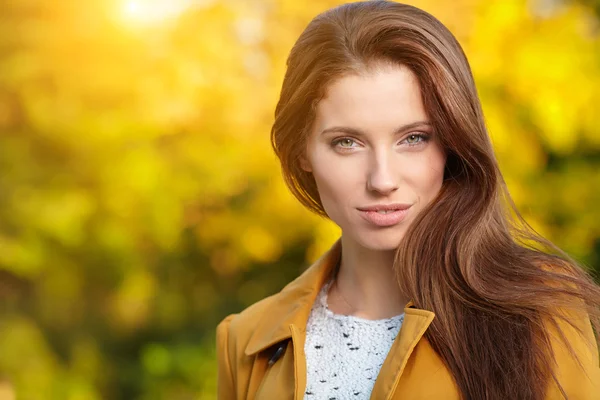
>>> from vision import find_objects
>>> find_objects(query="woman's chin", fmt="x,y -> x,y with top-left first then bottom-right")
353,231 -> 405,252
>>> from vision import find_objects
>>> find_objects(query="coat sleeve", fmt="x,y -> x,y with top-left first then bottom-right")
216,314 -> 237,400
547,307 -> 600,399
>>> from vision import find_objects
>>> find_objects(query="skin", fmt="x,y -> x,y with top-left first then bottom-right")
300,63 -> 447,319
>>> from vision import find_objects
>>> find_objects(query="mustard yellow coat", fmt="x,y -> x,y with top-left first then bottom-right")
216,239 -> 600,399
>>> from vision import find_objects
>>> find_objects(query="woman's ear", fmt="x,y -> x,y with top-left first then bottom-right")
299,154 -> 312,172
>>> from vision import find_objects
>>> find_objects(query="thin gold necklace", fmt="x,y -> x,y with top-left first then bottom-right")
329,258 -> 359,313
331,277 -> 359,313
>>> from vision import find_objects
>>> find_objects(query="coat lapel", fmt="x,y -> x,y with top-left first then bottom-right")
370,306 -> 435,399
245,239 -> 342,400
244,237 -> 437,400
244,238 -> 342,356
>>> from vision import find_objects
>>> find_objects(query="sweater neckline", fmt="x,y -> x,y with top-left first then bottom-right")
318,280 -> 405,324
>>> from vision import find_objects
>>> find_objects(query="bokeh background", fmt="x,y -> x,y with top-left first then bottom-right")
0,0 -> 599,398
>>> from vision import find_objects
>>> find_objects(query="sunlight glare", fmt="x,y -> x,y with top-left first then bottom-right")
121,0 -> 196,25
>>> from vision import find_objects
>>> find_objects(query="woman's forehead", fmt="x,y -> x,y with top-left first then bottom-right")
313,66 -> 428,134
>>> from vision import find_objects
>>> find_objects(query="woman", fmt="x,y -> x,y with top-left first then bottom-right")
216,1 -> 600,399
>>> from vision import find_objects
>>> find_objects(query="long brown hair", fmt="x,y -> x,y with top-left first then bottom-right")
270,1 -> 600,399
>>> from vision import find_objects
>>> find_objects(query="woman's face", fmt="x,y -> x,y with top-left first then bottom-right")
302,63 -> 447,251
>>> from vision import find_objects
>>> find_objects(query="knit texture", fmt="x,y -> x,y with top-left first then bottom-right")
303,281 -> 405,400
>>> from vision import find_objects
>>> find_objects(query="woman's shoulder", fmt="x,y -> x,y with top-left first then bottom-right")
216,238 -> 341,396
216,290 -> 282,351
216,268 -> 318,355
217,239 -> 342,346
215,287 -> 292,398
544,304 -> 600,397
537,262 -> 600,396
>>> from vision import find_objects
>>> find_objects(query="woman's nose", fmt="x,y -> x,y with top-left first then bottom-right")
366,151 -> 399,195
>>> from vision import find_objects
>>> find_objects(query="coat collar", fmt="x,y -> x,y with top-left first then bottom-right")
244,237 -> 436,357
245,238 -> 342,355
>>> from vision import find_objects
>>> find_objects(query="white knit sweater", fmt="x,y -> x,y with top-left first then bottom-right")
303,281 -> 405,400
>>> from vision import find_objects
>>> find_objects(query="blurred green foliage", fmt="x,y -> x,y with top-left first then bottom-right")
0,0 -> 598,398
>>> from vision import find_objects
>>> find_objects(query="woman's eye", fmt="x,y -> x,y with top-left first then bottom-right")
332,133 -> 429,150
406,135 -> 420,144
404,133 -> 429,146
334,138 -> 356,148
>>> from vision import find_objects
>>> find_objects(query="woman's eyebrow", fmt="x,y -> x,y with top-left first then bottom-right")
320,121 -> 432,136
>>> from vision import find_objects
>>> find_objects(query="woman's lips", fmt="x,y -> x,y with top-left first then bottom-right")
358,206 -> 411,227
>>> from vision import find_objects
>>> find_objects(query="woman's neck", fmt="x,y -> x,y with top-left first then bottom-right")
327,235 -> 410,320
